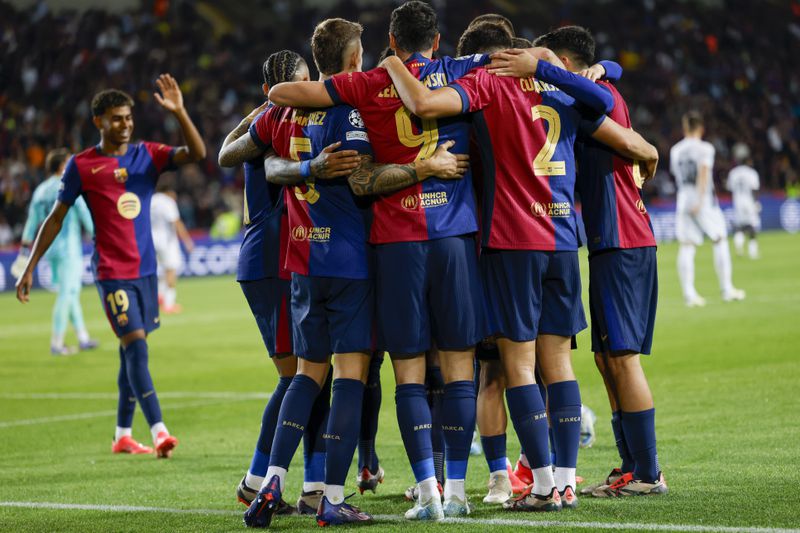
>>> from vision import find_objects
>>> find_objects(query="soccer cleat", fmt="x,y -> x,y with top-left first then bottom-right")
685,294 -> 707,307
243,475 -> 282,528
79,339 -> 100,351
579,405 -> 597,448
154,431 -> 178,458
722,287 -> 746,302
50,345 -> 77,356
513,459 -> 533,486
316,495 -> 372,526
507,463 -> 528,494
595,471 -> 669,497
580,467 -> 625,495
483,472 -> 513,504
404,495 -> 444,521
297,490 -> 324,515
443,494 -> 470,517
559,485 -> 578,509
111,435 -> 153,455
357,465 -> 385,494
403,481 -> 442,501
503,486 -> 562,512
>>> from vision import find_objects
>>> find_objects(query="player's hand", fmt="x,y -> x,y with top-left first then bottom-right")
487,48 -> 538,77
15,270 -> 33,303
310,142 -> 362,179
183,239 -> 195,254
154,74 -> 184,113
423,140 -> 469,180
578,63 -> 607,82
637,158 -> 658,185
690,202 -> 701,216
378,55 -> 402,70
243,101 -> 270,126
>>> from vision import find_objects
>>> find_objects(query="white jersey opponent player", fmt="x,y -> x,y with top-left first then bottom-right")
151,184 -> 193,313
727,143 -> 760,259
670,111 -> 745,306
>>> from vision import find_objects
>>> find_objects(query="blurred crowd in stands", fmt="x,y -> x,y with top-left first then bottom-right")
1,0 -> 798,244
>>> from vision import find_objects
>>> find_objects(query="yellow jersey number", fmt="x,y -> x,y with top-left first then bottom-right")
289,137 -> 319,204
531,105 -> 566,176
395,107 -> 439,161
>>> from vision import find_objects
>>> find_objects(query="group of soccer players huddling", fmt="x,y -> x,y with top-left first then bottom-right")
16,0 -> 671,528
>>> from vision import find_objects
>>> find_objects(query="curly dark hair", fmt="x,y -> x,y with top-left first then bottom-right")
533,25 -> 595,68
311,18 -> 363,76
263,50 -> 306,87
389,1 -> 438,54
91,89 -> 134,117
512,36 -> 532,48
457,22 -> 513,56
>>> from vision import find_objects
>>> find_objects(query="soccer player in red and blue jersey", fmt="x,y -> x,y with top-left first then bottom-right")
534,26 -> 667,498
268,2 -> 492,519
16,75 -> 206,457
382,24 -> 658,511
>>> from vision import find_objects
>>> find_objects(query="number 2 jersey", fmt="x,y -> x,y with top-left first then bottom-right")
58,142 -> 177,280
450,62 -> 603,251
324,53 -> 490,244
249,103 -> 373,279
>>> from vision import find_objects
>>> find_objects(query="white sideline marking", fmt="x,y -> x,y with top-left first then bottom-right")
0,396 -> 268,429
0,391 -> 270,400
0,502 -> 797,532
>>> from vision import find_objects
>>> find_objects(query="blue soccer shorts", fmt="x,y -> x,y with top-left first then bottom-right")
96,275 -> 160,338
240,277 -> 293,357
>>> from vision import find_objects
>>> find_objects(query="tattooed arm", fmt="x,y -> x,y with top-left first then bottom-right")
218,102 -> 269,167
348,140 -> 469,196
264,142 -> 361,185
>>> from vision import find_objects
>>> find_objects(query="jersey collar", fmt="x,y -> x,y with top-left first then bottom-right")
94,143 -> 133,158
404,52 -> 432,67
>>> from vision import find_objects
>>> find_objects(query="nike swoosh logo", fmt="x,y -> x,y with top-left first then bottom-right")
91,165 -> 106,174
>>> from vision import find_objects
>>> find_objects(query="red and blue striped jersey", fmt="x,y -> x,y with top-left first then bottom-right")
58,142 -> 176,280
250,103 -> 373,279
451,66 -> 603,251
238,107 -> 290,282
576,81 -> 656,252
323,53 -> 490,244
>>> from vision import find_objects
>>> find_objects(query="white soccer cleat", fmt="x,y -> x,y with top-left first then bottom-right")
483,473 -> 513,504
579,405 -> 596,448
685,294 -> 707,307
404,495 -> 444,521
722,287 -> 746,302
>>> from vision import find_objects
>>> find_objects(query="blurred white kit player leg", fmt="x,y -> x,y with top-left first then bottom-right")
151,188 -> 193,313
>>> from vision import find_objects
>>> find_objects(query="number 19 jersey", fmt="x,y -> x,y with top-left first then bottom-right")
324,53 -> 489,244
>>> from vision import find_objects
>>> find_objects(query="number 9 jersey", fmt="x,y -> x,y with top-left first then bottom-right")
323,52 -> 490,244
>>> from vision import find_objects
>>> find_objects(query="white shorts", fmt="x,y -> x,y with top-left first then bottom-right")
676,205 -> 728,245
155,241 -> 184,271
733,205 -> 760,230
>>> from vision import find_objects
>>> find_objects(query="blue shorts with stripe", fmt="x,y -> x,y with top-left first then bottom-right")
96,275 -> 160,337
481,250 -> 587,342
240,278 -> 293,357
589,247 -> 658,355
376,235 -> 487,357
291,274 -> 374,363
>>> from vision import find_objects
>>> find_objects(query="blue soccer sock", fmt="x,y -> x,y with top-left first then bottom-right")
116,345 -> 136,430
536,372 -> 557,465
621,408 -> 660,483
442,380 -> 476,482
358,352 -> 383,473
481,433 -> 508,474
611,410 -> 636,473
123,339 -> 162,427
548,380 -> 582,491
324,378 -> 365,493
396,383 -> 435,483
248,375 -> 292,478
507,384 -> 553,494
426,366 -> 446,485
269,374 -> 321,474
303,369 -> 331,489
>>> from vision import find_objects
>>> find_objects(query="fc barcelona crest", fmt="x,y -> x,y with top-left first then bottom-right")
114,168 -> 128,183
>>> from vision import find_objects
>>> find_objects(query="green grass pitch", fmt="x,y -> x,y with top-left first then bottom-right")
1,233 -> 798,532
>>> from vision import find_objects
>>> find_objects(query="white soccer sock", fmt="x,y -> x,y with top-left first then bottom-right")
749,239 -> 759,259
323,484 -> 345,505
518,452 -> 530,469
491,466 -> 509,477
733,231 -> 745,254
158,278 -> 167,298
165,287 -> 177,308
150,422 -> 168,441
418,476 -> 439,502
115,426 -> 132,441
245,472 -> 264,490
677,244 -> 698,299
303,481 -> 324,493
443,478 -> 465,501
712,239 -> 734,293
532,466 -> 556,496
553,466 -> 576,492
263,466 -> 287,491
51,332 -> 65,349
76,328 -> 90,344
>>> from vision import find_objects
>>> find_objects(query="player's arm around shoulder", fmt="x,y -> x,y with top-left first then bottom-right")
152,73 -> 207,165
590,118 -> 659,182
268,81 -> 335,108
263,143 -> 361,186
380,56 -> 462,119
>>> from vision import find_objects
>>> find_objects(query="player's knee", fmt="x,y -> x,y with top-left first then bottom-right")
272,354 -> 298,378
332,352 -> 370,382
606,353 -> 641,377
439,349 -> 475,383
120,329 -> 146,348
594,352 -> 607,373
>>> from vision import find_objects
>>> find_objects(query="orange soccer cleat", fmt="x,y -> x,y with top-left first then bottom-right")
112,435 -> 154,455
154,432 -> 179,458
